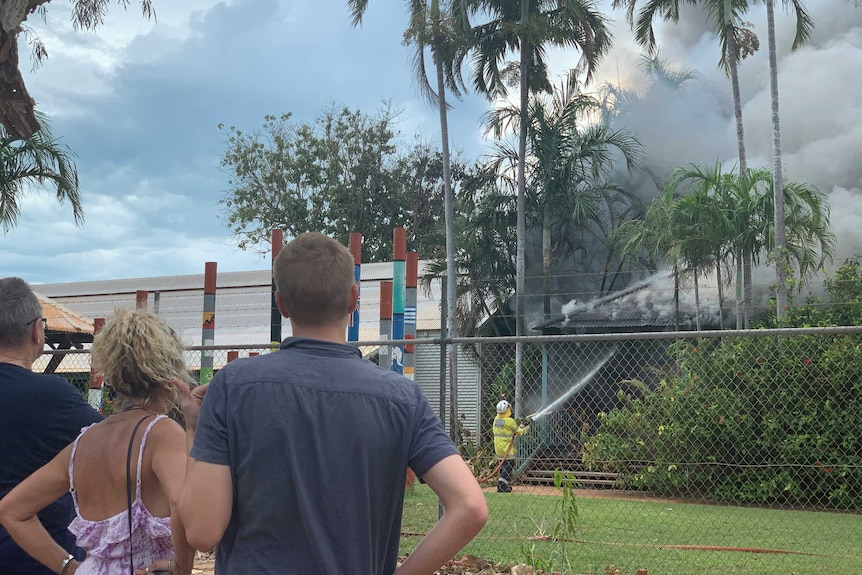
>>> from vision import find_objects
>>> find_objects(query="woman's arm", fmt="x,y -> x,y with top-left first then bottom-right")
0,445 -> 77,575
149,419 -> 196,575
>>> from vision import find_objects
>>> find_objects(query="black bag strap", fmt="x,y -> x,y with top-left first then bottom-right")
126,415 -> 152,575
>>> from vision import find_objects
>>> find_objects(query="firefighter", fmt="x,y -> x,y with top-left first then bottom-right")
493,400 -> 530,492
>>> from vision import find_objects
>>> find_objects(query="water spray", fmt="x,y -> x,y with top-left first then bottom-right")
524,347 -> 617,422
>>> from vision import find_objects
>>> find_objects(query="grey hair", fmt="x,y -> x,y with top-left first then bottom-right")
0,277 -> 43,348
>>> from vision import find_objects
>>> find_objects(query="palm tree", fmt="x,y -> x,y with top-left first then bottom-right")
620,163 -> 835,329
615,0 -> 760,325
466,0 -> 612,416
668,163 -> 741,330
486,71 -> 642,323
615,185 -> 686,329
760,0 -> 814,320
347,0 -> 470,431
0,115 -> 81,232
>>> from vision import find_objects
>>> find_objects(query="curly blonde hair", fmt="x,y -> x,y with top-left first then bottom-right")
91,308 -> 192,414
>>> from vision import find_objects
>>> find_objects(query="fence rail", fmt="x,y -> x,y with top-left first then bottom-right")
43,326 -> 862,574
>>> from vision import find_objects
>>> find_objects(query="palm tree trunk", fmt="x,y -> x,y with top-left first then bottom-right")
715,259 -> 724,329
766,0 -> 788,320
674,261 -> 680,332
735,257 -> 743,329
694,269 -> 702,331
725,0 -> 751,328
514,0 -> 529,419
432,0 -> 459,433
543,208 -> 551,322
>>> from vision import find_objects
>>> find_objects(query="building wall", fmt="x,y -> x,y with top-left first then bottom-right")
415,336 -> 481,447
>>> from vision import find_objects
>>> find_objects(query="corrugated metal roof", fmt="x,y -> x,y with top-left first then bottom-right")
35,291 -> 94,335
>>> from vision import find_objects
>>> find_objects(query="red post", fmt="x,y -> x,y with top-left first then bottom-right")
135,290 -> 147,311
227,351 -> 239,363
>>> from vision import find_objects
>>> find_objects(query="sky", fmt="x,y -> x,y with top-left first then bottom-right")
3,0 -> 862,288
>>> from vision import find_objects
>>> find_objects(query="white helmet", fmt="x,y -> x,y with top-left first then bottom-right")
496,400 -> 511,414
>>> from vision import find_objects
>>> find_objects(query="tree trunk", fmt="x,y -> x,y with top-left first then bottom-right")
694,269 -> 702,331
514,0 -> 529,419
432,0 -> 459,434
543,208 -> 551,322
735,257 -> 743,329
716,259 -> 724,329
674,261 -> 680,332
725,0 -> 751,328
766,0 -> 788,320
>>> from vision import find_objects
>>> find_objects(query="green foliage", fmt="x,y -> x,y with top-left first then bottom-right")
521,469 -> 581,574
0,114 -> 81,232
218,102 -> 470,261
758,257 -> 862,328
584,261 -> 862,509
584,328 -> 862,508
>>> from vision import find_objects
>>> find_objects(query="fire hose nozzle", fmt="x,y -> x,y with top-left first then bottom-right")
519,417 -> 533,428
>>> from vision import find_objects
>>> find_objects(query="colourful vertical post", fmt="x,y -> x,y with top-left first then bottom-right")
404,251 -> 418,381
88,318 -> 105,411
271,229 -> 283,350
391,227 -> 406,374
200,262 -> 217,385
348,232 -> 362,342
135,290 -> 147,311
379,281 -> 392,369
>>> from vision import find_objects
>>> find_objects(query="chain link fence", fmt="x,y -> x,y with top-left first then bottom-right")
43,326 -> 862,574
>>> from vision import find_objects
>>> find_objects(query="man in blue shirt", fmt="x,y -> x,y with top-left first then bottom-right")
178,232 -> 488,575
0,277 -> 102,575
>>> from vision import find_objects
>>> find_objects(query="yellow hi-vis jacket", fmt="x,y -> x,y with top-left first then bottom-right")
494,414 -> 526,459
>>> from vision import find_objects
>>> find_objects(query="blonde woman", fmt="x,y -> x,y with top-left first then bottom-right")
0,308 -> 203,575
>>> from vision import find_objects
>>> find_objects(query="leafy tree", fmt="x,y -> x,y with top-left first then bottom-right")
423,166 -> 518,337
0,0 -> 154,140
466,0 -> 612,417
0,114 -> 81,231
218,103 -> 461,262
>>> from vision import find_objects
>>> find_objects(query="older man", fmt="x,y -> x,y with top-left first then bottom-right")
0,277 -> 102,575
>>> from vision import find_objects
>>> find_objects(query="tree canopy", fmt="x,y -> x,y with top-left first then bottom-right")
218,102 -> 469,262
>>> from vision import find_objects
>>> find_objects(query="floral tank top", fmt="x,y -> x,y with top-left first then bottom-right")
68,415 -> 173,575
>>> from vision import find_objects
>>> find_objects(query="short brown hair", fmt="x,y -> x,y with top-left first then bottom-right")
91,308 -> 193,413
273,232 -> 355,326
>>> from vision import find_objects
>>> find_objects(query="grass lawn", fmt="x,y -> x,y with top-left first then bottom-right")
400,484 -> 862,574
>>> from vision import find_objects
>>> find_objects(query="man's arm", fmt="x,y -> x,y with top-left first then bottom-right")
395,454 -> 488,575
177,458 -> 233,552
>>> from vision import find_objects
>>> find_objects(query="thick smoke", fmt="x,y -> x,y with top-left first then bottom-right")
541,0 -> 862,328
652,0 -> 862,266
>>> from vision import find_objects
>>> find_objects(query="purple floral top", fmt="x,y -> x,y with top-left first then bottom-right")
68,415 -> 173,575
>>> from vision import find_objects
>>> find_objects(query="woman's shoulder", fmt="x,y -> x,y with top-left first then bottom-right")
145,415 -> 186,442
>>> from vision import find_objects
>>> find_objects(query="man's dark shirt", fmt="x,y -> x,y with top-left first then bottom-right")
0,363 -> 103,575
